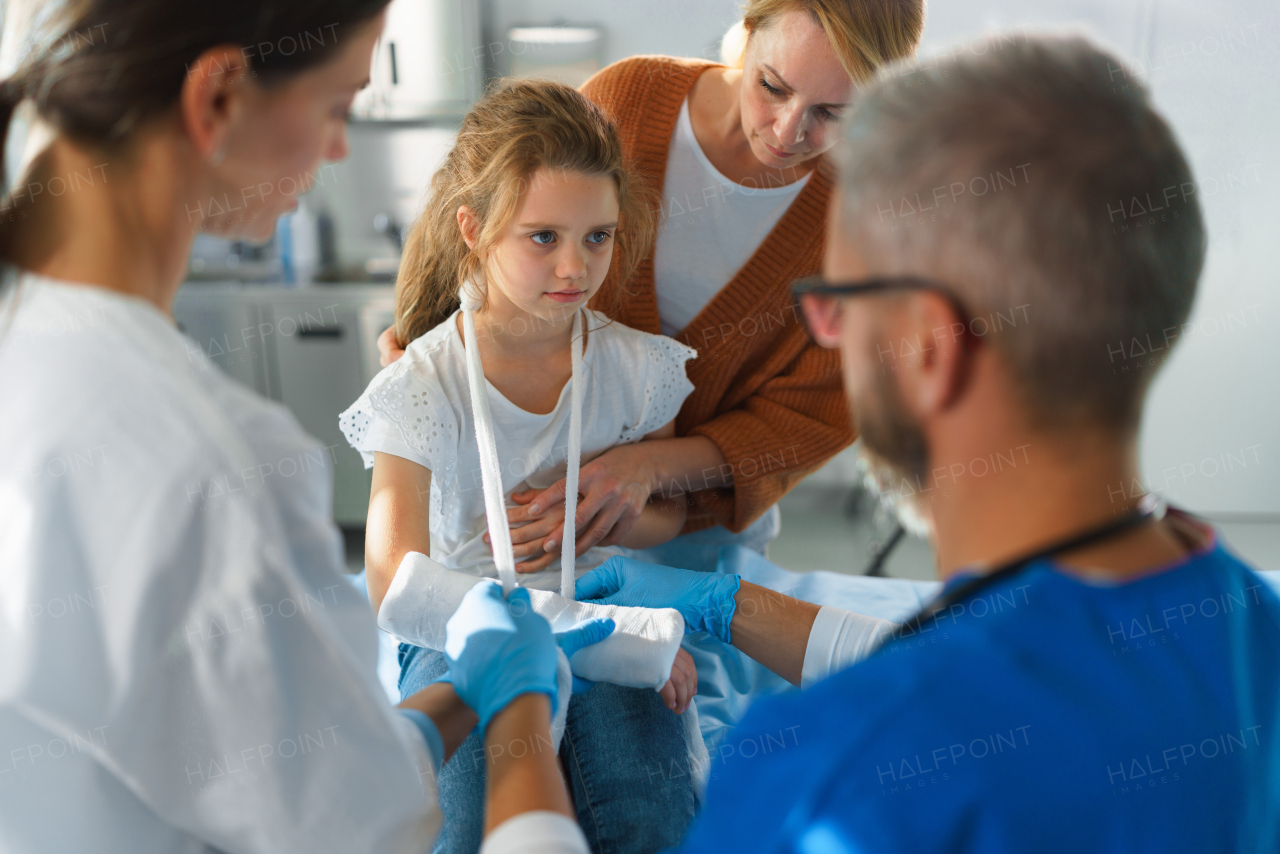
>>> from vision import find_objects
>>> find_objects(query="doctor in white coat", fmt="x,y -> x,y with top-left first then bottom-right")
0,1 -> 602,851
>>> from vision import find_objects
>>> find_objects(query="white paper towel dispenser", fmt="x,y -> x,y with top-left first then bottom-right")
353,0 -> 482,120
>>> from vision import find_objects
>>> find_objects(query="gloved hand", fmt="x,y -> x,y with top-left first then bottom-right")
556,617 -> 616,695
440,582 -> 556,731
440,581 -> 617,729
575,556 -> 742,644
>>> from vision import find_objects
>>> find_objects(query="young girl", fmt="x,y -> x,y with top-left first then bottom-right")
340,80 -> 702,854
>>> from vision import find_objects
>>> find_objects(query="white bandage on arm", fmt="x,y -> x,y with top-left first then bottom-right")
481,811 -> 590,854
800,606 -> 896,688
379,552 -> 684,691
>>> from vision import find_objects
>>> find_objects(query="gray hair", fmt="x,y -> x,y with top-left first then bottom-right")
834,33 -> 1206,433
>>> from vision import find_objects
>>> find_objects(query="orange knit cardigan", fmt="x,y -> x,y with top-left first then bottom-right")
581,55 -> 856,535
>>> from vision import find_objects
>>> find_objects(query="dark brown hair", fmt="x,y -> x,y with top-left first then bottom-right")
394,78 -> 657,344
0,0 -> 391,194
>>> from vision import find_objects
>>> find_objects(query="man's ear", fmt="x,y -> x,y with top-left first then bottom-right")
896,292 -> 972,418
180,46 -> 251,164
457,205 -> 481,249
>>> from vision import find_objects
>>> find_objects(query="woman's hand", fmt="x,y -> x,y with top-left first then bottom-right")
377,326 -> 405,368
658,647 -> 698,715
483,489 -> 567,573
508,445 -> 658,574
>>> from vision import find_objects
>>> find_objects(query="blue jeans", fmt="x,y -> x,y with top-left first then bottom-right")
399,645 -> 697,854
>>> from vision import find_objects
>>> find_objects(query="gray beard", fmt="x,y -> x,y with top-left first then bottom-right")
851,360 -> 933,540
856,443 -> 933,539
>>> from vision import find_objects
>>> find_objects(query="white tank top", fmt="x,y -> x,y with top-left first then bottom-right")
653,96 -> 811,338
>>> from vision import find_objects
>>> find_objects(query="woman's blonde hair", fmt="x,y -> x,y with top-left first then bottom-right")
394,79 -> 656,344
722,0 -> 925,82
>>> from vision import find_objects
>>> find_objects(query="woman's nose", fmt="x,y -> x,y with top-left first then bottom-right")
776,105 -> 807,147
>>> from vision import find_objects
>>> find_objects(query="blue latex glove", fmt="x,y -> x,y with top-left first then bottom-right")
438,582 -> 618,728
575,556 -> 742,644
555,617 -> 616,695
441,582 -> 558,731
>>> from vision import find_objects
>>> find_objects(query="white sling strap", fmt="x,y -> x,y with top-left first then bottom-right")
458,283 -> 583,599
560,305 -> 585,600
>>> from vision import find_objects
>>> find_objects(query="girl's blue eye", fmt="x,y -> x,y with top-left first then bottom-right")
587,231 -> 611,245
531,231 -> 556,245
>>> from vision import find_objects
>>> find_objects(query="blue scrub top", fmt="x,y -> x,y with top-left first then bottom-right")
673,541 -> 1280,853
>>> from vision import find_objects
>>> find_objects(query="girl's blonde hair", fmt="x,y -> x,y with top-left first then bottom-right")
722,0 -> 925,83
394,79 -> 656,344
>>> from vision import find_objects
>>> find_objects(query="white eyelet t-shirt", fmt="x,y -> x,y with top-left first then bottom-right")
340,308 -> 697,591
653,97 -> 811,338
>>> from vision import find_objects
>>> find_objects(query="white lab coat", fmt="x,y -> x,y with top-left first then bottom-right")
0,275 -> 441,852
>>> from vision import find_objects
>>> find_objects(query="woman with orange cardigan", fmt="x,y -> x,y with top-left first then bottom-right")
384,1 -> 925,582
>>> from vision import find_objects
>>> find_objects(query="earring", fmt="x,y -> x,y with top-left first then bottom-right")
210,146 -> 226,166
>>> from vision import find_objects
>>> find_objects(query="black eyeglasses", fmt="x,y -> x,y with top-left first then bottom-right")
790,274 -> 978,345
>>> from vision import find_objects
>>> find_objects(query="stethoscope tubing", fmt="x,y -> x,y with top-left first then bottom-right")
888,494 -> 1168,644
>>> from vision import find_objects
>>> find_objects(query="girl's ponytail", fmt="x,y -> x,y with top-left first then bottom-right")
393,158 -> 473,345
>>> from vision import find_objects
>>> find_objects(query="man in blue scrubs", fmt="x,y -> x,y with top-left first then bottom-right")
576,34 -> 1280,852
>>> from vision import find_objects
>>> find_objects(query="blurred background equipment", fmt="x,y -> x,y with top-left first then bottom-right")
174,285 -> 396,527
504,25 -> 602,87
351,0 -> 482,120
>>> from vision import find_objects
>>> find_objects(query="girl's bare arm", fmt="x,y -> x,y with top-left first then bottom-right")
365,452 -> 433,614
617,495 -> 688,549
